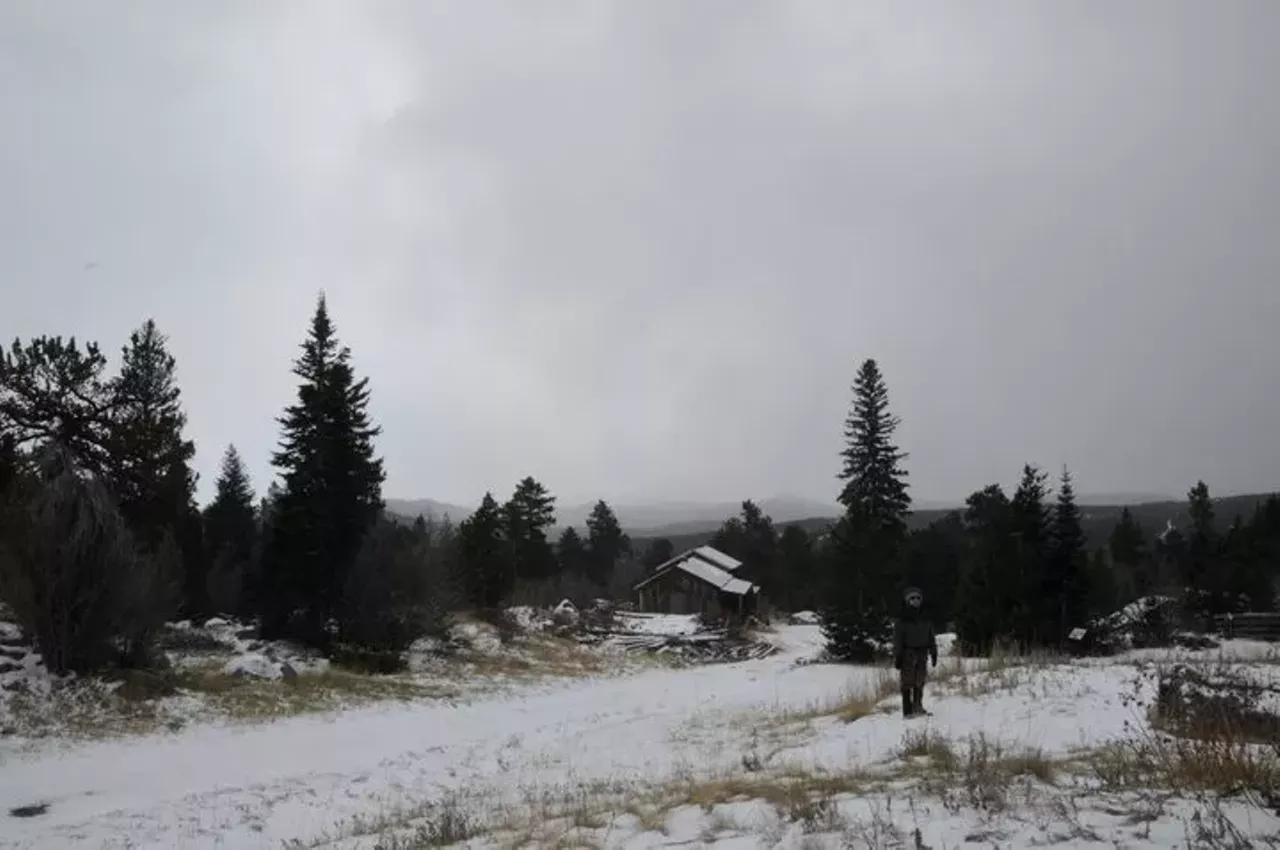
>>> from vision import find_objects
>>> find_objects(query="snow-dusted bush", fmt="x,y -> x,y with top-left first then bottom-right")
339,517 -> 455,658
0,446 -> 176,674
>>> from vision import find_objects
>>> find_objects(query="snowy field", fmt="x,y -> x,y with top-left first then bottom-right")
0,617 -> 1278,849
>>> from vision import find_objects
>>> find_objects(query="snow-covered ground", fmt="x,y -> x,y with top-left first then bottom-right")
0,622 -> 1277,849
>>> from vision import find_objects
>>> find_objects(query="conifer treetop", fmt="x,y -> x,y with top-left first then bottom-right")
836,358 -> 911,529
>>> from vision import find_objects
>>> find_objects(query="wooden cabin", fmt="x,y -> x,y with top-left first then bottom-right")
633,545 -> 761,617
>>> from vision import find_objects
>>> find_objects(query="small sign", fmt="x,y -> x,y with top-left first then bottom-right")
1067,627 -> 1087,641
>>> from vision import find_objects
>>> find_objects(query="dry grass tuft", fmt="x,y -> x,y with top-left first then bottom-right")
899,727 -> 959,770
1086,663 -> 1280,804
173,665 -> 460,720
1088,728 -> 1280,800
913,732 -> 1057,813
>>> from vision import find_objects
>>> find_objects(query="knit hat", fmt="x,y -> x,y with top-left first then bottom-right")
903,586 -> 923,604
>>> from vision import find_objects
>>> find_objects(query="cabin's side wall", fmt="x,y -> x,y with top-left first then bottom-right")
636,569 -> 724,614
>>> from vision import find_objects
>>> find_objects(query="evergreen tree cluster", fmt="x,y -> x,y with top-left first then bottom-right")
805,357 -> 1279,661
0,297 -> 440,671
457,486 -> 639,611
2,307 -> 1277,676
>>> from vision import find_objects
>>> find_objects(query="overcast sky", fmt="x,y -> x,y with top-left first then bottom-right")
3,1 -> 1279,509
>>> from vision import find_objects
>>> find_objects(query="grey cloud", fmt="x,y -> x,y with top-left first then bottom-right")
2,1 -> 1278,511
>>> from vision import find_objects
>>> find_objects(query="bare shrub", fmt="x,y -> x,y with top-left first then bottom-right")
0,446 -> 175,674
922,732 -> 1055,813
1090,668 -> 1280,803
1155,664 -> 1280,745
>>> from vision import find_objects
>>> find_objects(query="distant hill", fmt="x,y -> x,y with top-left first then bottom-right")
386,491 -> 1276,552
1075,492 -> 1181,506
384,495 -> 844,533
628,492 -> 1277,557
384,498 -> 471,524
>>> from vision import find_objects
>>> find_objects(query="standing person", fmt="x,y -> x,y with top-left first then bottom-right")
894,586 -> 938,717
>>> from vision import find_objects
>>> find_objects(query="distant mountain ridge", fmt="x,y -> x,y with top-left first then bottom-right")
384,491 -> 1187,535
383,495 -> 841,532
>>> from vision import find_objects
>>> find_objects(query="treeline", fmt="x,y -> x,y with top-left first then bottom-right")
0,297 -> 640,676
678,358 -> 1280,660
3,302 -> 1276,675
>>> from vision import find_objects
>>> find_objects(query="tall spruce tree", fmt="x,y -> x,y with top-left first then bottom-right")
954,484 -> 1015,654
557,526 -> 590,578
822,359 -> 911,661
107,320 -> 204,612
1109,507 -> 1150,595
904,513 -> 964,628
504,477 -> 558,582
203,445 -> 258,614
1045,467 -> 1087,645
778,524 -> 817,612
459,492 -> 515,609
711,500 -> 780,595
1185,480 -> 1217,589
585,499 -> 630,587
1008,464 -> 1051,646
261,296 -> 385,644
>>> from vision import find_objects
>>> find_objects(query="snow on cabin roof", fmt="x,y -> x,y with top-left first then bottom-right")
647,544 -> 741,576
634,544 -> 758,595
667,556 -> 758,596
692,546 -> 742,572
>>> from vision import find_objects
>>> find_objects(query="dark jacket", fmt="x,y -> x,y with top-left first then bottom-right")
894,608 -> 938,662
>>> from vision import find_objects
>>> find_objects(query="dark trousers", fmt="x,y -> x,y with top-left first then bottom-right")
899,648 -> 929,715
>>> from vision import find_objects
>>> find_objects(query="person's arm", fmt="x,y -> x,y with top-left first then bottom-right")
929,622 -> 938,666
893,618 -> 905,668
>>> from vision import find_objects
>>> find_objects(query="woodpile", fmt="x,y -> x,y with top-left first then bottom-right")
1214,612 -> 1280,642
571,626 -> 779,664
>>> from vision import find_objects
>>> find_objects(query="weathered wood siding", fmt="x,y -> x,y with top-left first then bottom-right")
636,568 -> 726,616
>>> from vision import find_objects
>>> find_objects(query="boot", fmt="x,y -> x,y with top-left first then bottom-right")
901,686 -> 913,717
913,686 -> 926,715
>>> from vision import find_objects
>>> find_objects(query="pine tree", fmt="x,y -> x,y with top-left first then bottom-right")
1109,507 -> 1151,597
1182,481 -> 1218,612
822,359 -> 911,661
1085,547 -> 1118,616
585,500 -> 630,587
778,524 -> 817,612
954,484 -> 1014,654
903,513 -> 964,628
557,526 -> 589,577
836,360 -> 911,529
504,477 -> 558,582
107,320 -> 203,612
261,296 -> 385,644
711,502 -> 782,598
642,538 -> 675,571
1008,464 -> 1051,646
711,516 -> 747,560
203,445 -> 258,614
0,336 -> 116,476
459,492 -> 514,609
1045,467 -> 1087,645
